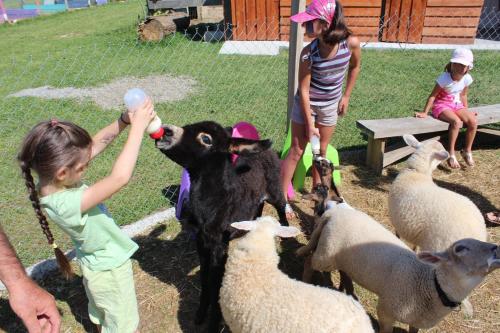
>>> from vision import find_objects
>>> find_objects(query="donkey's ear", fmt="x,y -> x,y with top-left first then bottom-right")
230,138 -> 272,155
225,126 -> 234,137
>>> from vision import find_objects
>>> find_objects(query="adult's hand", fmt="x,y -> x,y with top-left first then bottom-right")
8,276 -> 61,333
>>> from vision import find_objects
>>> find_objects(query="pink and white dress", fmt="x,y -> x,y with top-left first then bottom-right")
432,72 -> 473,118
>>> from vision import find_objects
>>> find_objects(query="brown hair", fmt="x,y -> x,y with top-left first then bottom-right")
18,120 -> 92,279
445,62 -> 469,74
322,1 -> 352,45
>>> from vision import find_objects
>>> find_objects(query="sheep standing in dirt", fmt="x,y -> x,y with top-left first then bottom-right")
298,204 -> 500,333
156,121 -> 288,332
388,134 -> 487,252
220,216 -> 374,333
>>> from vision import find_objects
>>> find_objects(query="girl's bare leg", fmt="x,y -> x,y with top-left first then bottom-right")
438,110 -> 463,168
281,121 -> 308,217
456,108 -> 477,153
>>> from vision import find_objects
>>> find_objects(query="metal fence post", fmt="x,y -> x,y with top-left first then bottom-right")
286,0 -> 305,134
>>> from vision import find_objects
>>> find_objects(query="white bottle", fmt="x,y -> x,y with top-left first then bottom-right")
123,88 -> 164,139
310,134 -> 320,155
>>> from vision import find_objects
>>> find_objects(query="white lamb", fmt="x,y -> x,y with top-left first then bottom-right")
297,203 -> 500,333
388,134 -> 487,252
219,216 -> 374,333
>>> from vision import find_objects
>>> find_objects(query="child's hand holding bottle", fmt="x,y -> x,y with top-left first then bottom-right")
128,97 -> 155,132
123,88 -> 164,139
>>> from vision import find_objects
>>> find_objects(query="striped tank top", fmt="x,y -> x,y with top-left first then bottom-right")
307,38 -> 351,107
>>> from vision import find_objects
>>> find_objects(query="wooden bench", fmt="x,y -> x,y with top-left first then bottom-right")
356,104 -> 500,174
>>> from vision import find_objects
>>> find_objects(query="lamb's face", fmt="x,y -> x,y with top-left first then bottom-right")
313,156 -> 334,180
406,138 -> 449,173
155,121 -> 232,168
311,156 -> 342,215
445,239 -> 500,282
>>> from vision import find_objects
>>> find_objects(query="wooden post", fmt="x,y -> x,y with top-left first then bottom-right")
286,0 -> 305,133
366,136 -> 386,175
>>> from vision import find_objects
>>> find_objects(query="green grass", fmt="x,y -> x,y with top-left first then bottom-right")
0,1 -> 499,267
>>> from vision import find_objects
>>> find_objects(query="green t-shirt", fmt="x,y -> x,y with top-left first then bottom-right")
40,184 -> 138,271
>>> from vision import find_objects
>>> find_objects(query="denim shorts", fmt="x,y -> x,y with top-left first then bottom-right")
291,95 -> 338,126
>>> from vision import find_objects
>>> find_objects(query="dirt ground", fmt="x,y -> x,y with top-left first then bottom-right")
1,140 -> 498,333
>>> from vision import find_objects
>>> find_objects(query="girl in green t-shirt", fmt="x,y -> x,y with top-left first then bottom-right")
18,98 -> 156,333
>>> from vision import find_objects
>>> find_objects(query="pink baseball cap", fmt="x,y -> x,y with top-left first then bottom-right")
450,48 -> 474,69
290,0 -> 336,26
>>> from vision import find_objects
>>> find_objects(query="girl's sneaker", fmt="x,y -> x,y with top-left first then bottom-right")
460,150 -> 475,167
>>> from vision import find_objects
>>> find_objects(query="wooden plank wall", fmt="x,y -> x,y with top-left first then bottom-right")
421,0 -> 484,44
231,0 -> 280,40
233,0 -> 484,43
279,0 -> 382,41
382,0 -> 426,43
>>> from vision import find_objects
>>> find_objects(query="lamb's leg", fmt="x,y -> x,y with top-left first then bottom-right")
302,255 -> 314,283
267,194 -> 289,226
377,303 -> 396,333
206,255 -> 227,333
409,327 -> 419,333
339,270 -> 357,300
266,170 -> 290,226
255,202 -> 265,219
461,297 -> 474,317
195,238 -> 210,325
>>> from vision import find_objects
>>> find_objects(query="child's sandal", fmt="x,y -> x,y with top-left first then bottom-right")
447,155 -> 460,169
460,150 -> 475,167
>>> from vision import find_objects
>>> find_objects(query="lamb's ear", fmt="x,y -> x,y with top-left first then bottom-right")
417,251 -> 449,265
229,138 -> 272,155
403,134 -> 421,148
274,226 -> 301,238
432,151 -> 450,161
231,221 -> 257,231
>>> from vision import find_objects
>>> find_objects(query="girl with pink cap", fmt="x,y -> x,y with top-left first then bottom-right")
416,48 -> 477,169
281,0 -> 361,217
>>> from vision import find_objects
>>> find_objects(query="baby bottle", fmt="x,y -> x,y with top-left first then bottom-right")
310,134 -> 320,156
123,88 -> 164,139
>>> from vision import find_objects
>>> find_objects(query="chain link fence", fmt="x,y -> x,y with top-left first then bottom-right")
0,1 -> 499,266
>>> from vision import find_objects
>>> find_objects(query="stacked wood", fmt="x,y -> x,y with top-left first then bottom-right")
138,12 -> 190,42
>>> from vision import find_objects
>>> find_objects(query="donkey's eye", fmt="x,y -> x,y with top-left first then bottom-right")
198,133 -> 213,146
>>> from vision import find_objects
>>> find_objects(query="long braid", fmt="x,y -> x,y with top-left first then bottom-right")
20,161 -> 73,279
17,120 -> 92,280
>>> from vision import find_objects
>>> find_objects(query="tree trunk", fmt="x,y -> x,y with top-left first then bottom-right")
138,12 -> 190,42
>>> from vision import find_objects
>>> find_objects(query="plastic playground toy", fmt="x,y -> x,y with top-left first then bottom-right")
281,122 -> 341,191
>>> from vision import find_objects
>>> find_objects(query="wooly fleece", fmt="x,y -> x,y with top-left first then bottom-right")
389,135 -> 486,251
307,207 -> 499,331
220,216 -> 374,333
